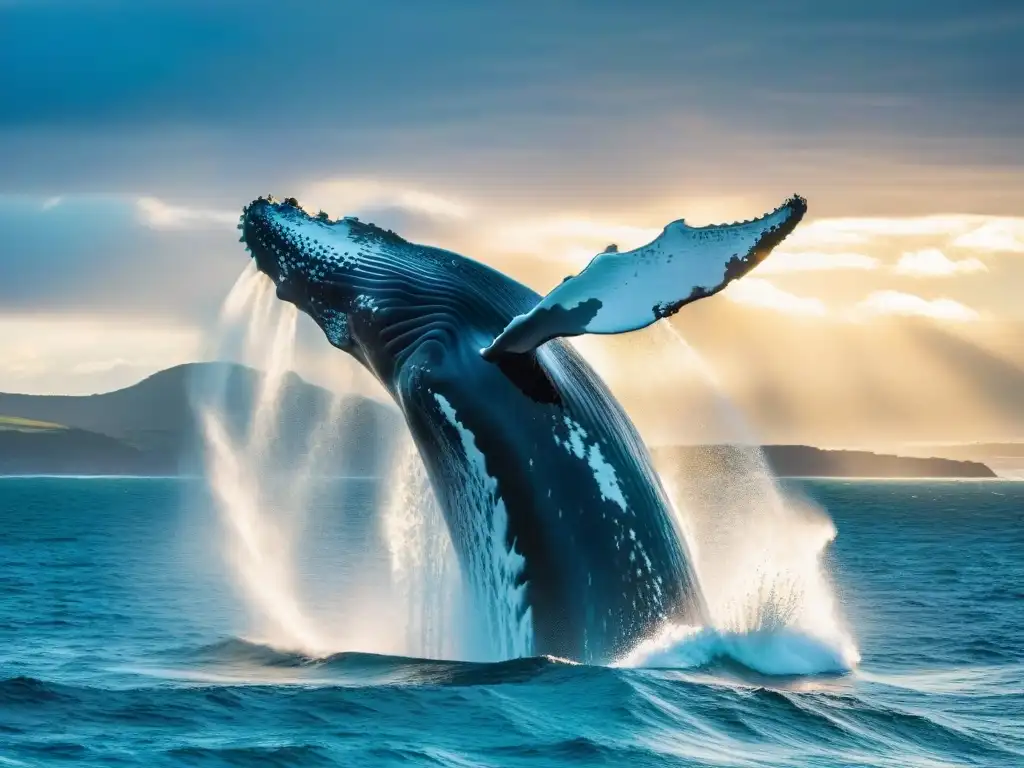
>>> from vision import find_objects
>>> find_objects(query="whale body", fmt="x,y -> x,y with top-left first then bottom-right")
239,195 -> 806,663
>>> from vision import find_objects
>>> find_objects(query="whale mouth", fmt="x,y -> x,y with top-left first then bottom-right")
237,196 -> 369,354
239,195 -> 338,313
239,196 -> 295,287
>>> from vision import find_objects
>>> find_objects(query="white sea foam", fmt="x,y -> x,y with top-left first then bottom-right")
614,623 -> 854,676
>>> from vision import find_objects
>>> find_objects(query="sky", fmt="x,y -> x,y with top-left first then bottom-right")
1,0 -> 1023,447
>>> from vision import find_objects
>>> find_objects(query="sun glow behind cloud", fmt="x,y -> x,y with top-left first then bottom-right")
724,278 -> 828,317
952,220 -> 1024,253
894,249 -> 987,277
758,251 -> 881,274
136,197 -> 238,229
783,215 -> 1004,248
300,179 -> 471,221
0,316 -> 201,394
855,291 -> 981,322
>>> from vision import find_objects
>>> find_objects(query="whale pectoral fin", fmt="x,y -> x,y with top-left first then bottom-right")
481,194 -> 807,359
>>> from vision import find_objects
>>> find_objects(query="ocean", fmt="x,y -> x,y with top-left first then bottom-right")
0,477 -> 1021,767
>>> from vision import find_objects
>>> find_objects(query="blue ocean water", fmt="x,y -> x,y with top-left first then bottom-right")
0,477 -> 1021,767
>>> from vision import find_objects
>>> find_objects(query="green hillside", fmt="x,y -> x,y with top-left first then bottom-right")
0,415 -> 66,432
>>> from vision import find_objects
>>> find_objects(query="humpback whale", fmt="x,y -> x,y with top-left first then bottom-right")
239,194 -> 806,663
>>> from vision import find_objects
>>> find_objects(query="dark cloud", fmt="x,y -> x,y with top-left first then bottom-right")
0,194 -> 482,323
0,197 -> 242,321
0,0 -> 1021,213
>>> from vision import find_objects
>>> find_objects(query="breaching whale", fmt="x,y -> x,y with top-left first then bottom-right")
239,194 -> 806,663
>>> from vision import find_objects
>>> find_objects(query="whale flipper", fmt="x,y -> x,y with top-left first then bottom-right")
481,195 -> 807,359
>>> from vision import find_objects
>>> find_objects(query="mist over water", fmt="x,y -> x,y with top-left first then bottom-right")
583,323 -> 859,673
191,264 -> 330,654
382,437 -> 465,660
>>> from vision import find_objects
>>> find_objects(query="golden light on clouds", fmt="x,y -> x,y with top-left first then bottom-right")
135,197 -> 239,229
855,291 -> 981,322
0,316 -> 201,394
894,249 -> 987,277
723,278 -> 828,317
782,214 -> 1006,248
300,178 -> 472,221
951,220 -> 1024,253
757,252 -> 881,274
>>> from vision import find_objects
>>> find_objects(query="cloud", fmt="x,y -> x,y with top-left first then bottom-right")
135,197 -> 238,230
951,220 -> 1024,253
856,291 -> 980,321
300,179 -> 470,221
784,214 -> 1024,253
0,196 -> 245,322
41,196 -> 62,210
894,248 -> 987,277
758,251 -> 880,274
489,217 -> 660,261
783,215 -> 985,248
0,316 -> 201,394
723,278 -> 828,316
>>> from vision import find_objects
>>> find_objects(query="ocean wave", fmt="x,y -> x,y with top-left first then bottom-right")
0,675 -> 73,704
3,659 -> 1021,768
155,637 -> 585,688
166,744 -> 336,767
163,632 -> 858,688
614,624 -> 858,676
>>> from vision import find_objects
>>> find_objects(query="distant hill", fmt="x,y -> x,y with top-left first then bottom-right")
0,428 -> 160,475
0,365 -> 999,478
896,442 -> 1024,478
0,363 -> 402,477
760,444 -> 995,478
653,444 -> 996,479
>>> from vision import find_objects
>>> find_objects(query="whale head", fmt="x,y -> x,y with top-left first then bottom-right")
240,196 -> 415,361
239,196 -> 528,384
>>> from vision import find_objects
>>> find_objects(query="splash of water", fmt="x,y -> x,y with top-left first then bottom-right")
430,394 -> 534,661
191,267 -> 333,654
383,437 -> 465,659
193,265 -> 491,661
617,322 -> 860,673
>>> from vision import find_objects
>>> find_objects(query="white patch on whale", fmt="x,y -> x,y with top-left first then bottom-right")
553,416 -> 627,512
586,442 -> 627,512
